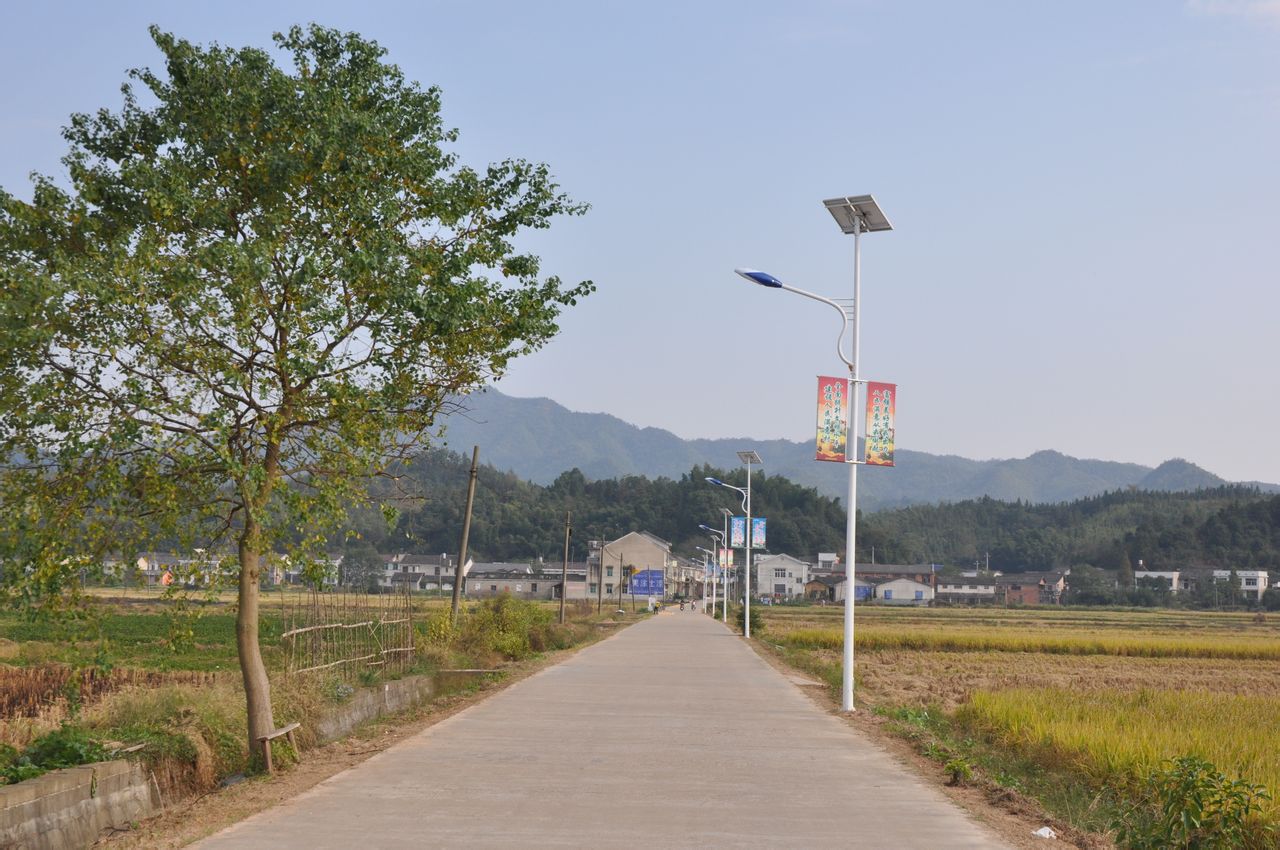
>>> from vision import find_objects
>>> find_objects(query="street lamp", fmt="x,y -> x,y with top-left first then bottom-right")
734,194 -> 892,713
707,449 -> 762,638
696,545 -> 716,613
698,524 -> 725,618
719,508 -> 731,623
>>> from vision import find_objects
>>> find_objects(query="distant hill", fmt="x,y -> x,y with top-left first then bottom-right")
1137,459 -> 1228,492
437,389 -> 1276,511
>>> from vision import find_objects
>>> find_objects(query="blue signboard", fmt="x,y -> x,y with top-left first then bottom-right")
630,569 -> 664,596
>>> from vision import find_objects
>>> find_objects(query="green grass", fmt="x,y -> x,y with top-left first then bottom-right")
0,609 -> 282,671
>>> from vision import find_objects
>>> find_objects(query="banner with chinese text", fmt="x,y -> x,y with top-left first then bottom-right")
718,549 -> 734,568
730,517 -> 746,547
815,376 -> 849,462
865,382 -> 897,466
751,518 -> 767,548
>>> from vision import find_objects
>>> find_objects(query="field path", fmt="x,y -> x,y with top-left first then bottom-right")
193,609 -> 1009,848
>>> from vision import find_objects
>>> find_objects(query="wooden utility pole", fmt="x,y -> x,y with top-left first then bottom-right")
451,445 -> 480,625
559,511 -> 572,624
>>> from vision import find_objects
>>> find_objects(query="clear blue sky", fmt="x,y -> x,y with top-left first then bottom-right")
3,1 -> 1278,482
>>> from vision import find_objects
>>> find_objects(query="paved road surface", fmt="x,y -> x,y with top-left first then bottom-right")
195,610 -> 1011,849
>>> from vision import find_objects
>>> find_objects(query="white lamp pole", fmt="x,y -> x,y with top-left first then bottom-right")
698,526 -> 725,618
720,508 -> 731,623
707,449 -> 762,639
734,194 -> 892,713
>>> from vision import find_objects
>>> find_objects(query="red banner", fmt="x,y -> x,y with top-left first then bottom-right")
815,376 -> 849,462
865,382 -> 896,467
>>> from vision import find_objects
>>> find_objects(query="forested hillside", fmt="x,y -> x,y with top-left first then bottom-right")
352,451 -> 846,563
865,489 -> 1280,571
349,450 -> 1280,574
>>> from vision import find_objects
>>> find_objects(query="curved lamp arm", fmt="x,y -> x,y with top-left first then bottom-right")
706,477 -> 749,512
735,268 -> 854,373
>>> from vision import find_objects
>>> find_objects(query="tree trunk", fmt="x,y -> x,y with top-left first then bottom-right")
237,518 -> 274,762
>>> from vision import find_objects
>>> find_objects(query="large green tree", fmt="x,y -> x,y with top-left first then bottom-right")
0,25 -> 591,756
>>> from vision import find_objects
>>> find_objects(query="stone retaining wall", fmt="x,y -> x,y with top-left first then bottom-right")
1,670 -> 482,848
313,673 -> 439,742
0,759 -> 159,850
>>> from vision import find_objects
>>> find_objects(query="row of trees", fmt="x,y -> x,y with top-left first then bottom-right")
1066,565 -> 1280,611
347,450 -> 1280,581
349,454 -> 849,564
864,489 -> 1280,573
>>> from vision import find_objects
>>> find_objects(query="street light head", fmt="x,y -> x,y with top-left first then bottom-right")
705,477 -> 725,487
823,195 -> 893,234
698,524 -> 715,532
734,268 -> 784,289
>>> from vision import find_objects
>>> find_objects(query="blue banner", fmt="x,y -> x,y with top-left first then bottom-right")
630,569 -> 664,596
731,517 -> 746,547
751,517 -> 766,548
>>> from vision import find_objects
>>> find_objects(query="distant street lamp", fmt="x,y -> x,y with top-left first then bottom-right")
719,508 -> 732,623
707,450 -> 762,638
698,524 -> 725,618
734,194 -> 892,713
696,545 -> 716,613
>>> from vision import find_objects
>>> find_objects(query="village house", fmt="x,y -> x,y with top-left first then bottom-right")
995,571 -> 1068,605
753,553 -> 811,601
1210,568 -> 1270,602
856,563 -> 942,589
1133,569 -> 1191,592
591,532 -> 690,601
875,577 -> 934,605
935,576 -> 998,604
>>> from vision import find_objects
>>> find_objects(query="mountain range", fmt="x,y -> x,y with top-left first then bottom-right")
437,389 -> 1277,512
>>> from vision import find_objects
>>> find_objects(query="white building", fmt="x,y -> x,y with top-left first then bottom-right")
876,578 -> 934,605
936,578 -> 997,604
1211,569 -> 1269,601
753,553 -> 811,600
1134,570 -> 1191,593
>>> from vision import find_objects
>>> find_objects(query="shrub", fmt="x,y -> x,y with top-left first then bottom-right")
0,724 -> 109,784
1112,755 -> 1272,849
735,605 -> 764,637
945,757 -> 974,786
420,610 -> 456,646
457,594 -> 553,661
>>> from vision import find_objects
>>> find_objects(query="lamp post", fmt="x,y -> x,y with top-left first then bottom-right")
696,545 -> 716,615
720,508 -> 731,623
734,194 -> 892,713
698,524 -> 725,618
707,450 -> 762,638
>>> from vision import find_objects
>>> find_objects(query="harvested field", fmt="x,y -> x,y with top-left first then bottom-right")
761,603 -> 1280,842
0,664 -> 222,719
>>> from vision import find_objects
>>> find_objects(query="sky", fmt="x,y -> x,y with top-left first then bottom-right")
2,1 -> 1278,482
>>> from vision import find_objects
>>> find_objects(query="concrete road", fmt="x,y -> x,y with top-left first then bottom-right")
195,610 -> 1010,849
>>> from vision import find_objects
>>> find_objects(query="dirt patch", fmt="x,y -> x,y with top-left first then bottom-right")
94,622 -> 634,848
749,639 -> 1109,850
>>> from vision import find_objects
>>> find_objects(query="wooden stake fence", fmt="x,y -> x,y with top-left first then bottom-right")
281,584 -> 415,678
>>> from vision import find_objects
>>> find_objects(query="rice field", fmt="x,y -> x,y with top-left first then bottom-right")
777,626 -> 1280,660
760,603 -> 1280,837
957,688 -> 1280,810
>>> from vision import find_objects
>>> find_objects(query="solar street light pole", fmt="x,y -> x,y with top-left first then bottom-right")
734,195 -> 892,712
